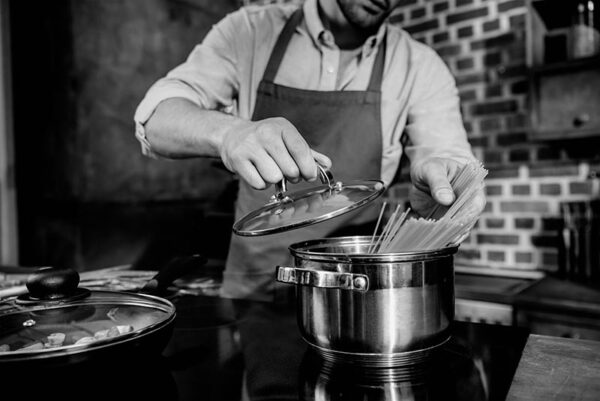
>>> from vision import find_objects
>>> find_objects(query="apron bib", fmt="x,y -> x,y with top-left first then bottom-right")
222,8 -> 385,300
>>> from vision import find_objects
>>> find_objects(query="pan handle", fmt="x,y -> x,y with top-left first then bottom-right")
276,266 -> 369,292
141,254 -> 207,295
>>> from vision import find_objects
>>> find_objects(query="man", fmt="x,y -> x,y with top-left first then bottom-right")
134,0 -> 484,299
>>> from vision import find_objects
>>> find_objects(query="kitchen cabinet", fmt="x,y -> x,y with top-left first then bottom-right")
455,298 -> 514,326
527,0 -> 600,140
456,270 -> 600,341
517,309 -> 600,340
454,269 -> 541,326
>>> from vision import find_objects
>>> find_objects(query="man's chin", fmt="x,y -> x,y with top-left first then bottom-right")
348,12 -> 387,30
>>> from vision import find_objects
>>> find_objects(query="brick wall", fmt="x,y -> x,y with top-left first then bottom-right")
387,0 -> 600,273
248,0 -> 600,274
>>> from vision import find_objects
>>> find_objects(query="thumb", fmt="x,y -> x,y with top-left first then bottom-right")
419,160 -> 455,206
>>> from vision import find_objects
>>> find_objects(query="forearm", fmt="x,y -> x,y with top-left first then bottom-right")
144,97 -> 247,159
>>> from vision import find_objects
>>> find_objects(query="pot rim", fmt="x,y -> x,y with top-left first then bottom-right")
288,236 -> 458,263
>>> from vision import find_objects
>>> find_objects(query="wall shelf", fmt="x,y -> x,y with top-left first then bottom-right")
530,54 -> 600,75
527,0 -> 600,141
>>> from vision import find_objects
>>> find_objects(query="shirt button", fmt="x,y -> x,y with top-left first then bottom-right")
326,66 -> 335,74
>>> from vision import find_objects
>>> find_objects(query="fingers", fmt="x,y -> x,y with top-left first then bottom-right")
410,158 -> 488,222
263,139 -> 300,181
414,159 -> 455,206
453,231 -> 471,245
250,149 -> 284,184
311,150 -> 332,170
408,184 -> 439,218
228,147 -> 285,190
463,188 -> 486,216
236,160 -> 267,190
221,117 -> 333,189
280,125 -> 319,182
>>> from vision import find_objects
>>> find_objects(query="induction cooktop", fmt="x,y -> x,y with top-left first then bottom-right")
2,295 -> 529,401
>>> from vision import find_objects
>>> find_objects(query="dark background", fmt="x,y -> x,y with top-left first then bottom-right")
9,0 -> 240,270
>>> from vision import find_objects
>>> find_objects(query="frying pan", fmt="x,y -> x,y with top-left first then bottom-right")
0,255 -> 206,367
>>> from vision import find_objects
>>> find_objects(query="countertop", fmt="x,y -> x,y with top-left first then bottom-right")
507,334 -> 600,401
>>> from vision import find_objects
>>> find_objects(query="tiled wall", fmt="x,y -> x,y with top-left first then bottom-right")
247,0 -> 600,274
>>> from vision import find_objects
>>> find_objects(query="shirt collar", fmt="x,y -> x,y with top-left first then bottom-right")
302,0 -> 387,57
303,0 -> 329,46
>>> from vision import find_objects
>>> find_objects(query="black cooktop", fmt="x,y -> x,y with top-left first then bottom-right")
3,294 -> 528,401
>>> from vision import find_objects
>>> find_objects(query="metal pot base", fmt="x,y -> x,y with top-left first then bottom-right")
306,336 -> 450,368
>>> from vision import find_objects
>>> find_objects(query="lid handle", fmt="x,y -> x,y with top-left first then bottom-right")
271,165 -> 336,203
26,267 -> 80,301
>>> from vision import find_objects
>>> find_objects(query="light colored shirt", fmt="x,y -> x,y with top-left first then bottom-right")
134,0 -> 475,185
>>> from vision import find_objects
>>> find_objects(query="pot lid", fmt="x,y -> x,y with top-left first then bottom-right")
0,267 -> 175,361
233,167 -> 385,236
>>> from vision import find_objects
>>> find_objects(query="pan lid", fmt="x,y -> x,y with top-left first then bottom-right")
233,167 -> 385,236
0,267 -> 175,362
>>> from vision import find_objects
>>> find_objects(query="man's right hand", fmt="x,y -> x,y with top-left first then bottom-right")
219,117 -> 332,190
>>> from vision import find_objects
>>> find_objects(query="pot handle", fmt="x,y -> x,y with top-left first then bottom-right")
276,266 -> 369,292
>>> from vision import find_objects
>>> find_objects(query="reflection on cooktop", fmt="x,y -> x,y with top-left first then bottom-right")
299,344 -> 486,401
228,298 -> 528,401
2,354 -> 179,401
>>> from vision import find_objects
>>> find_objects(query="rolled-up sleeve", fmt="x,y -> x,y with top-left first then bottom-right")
403,47 -> 475,168
134,10 -> 243,156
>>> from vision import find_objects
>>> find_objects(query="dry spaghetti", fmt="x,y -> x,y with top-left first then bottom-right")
369,161 -> 487,253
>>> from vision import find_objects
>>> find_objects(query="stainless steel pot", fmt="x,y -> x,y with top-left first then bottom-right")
276,236 -> 457,367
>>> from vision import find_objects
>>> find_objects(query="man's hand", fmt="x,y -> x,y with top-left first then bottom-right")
409,157 -> 486,218
219,117 -> 332,189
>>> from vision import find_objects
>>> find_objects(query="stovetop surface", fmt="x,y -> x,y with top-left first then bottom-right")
2,294 -> 529,401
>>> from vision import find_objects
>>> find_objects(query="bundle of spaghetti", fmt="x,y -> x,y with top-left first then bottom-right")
368,203 -> 410,253
369,161 -> 487,253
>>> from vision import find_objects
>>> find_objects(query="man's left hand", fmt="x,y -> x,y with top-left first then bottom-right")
409,157 -> 486,219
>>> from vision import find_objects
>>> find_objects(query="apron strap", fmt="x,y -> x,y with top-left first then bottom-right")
366,31 -> 386,92
262,8 -> 304,83
261,7 -> 387,91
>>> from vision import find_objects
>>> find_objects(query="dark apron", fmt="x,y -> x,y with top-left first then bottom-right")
222,8 -> 385,300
